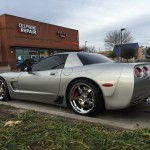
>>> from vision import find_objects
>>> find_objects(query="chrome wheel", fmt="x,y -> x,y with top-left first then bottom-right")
69,82 -> 95,114
0,79 -> 6,100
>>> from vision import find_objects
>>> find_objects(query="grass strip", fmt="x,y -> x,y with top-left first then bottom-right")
0,105 -> 149,150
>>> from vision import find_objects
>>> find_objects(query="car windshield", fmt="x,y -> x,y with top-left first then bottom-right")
77,52 -> 114,65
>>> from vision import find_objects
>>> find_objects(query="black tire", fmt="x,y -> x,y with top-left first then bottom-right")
67,79 -> 104,116
0,77 -> 10,101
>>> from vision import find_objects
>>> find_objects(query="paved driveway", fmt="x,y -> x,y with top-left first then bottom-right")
0,100 -> 150,130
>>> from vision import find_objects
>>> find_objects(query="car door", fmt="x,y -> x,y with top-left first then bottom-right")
17,54 -> 68,103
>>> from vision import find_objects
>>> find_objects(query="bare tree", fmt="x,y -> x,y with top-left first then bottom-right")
104,30 -> 133,49
80,45 -> 97,53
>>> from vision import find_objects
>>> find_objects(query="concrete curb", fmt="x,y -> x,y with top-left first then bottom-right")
0,101 -> 141,130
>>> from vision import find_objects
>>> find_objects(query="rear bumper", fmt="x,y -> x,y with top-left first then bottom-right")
130,76 -> 150,105
104,63 -> 150,110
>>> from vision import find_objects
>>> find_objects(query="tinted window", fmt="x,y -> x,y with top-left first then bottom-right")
77,53 -> 113,65
32,54 -> 68,71
19,59 -> 37,71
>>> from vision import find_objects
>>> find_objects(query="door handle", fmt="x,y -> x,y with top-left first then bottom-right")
50,71 -> 58,76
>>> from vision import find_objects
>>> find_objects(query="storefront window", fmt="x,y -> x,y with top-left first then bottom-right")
40,50 -> 48,59
16,47 -> 48,69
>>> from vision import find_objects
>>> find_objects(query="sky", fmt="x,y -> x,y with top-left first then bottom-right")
0,0 -> 150,51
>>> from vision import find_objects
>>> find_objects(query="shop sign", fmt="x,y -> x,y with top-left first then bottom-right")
57,31 -> 67,38
18,23 -> 36,34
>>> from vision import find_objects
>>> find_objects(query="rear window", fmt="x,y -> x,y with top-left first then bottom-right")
77,53 -> 113,65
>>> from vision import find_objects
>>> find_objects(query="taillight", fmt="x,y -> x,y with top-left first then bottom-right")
143,66 -> 149,76
135,67 -> 143,78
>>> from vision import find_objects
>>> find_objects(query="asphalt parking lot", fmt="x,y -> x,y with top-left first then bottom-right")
0,100 -> 150,130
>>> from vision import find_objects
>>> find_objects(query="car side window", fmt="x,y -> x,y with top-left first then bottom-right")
32,54 -> 68,71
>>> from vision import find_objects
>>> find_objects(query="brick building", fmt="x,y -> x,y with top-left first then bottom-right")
0,14 -> 79,70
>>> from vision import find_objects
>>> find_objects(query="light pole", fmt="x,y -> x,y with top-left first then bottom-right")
120,28 -> 125,62
85,41 -> 87,51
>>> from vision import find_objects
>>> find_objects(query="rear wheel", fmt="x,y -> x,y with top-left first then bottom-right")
0,77 -> 10,101
67,79 -> 104,116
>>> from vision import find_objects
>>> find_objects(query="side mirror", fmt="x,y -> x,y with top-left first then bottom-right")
27,66 -> 32,73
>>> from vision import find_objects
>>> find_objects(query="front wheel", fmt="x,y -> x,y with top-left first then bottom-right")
0,77 -> 10,101
67,79 -> 104,116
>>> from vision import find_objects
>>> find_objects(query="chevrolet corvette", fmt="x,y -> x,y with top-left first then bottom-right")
0,52 -> 150,116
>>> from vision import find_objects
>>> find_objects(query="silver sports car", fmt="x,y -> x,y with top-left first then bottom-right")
0,52 -> 150,116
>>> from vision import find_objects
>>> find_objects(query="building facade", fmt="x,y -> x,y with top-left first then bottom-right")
0,14 -> 79,70
136,46 -> 145,60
